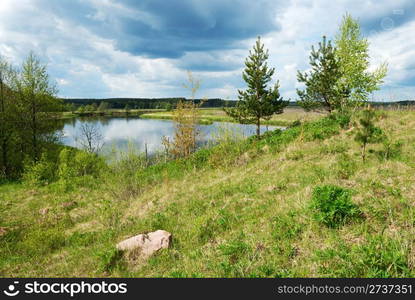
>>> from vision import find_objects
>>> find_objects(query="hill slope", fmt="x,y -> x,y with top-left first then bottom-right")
1,110 -> 414,277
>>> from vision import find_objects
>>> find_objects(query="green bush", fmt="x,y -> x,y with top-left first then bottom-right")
23,153 -> 57,185
332,111 -> 351,129
58,148 -> 106,180
377,138 -> 403,160
310,185 -> 361,228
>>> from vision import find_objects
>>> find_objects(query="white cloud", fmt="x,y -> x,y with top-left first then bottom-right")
0,0 -> 413,100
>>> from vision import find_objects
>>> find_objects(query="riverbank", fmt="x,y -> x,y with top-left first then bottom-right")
60,107 -> 324,127
140,107 -> 324,127
60,109 -> 166,119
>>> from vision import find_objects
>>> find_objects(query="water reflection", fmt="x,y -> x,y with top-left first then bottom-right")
62,117 -> 281,154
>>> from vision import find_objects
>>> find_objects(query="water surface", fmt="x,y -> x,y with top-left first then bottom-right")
62,117 -> 281,154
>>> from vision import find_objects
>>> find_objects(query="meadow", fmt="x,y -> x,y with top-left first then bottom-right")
1,108 -> 414,277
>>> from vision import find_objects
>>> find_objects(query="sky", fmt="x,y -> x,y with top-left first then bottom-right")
0,0 -> 414,101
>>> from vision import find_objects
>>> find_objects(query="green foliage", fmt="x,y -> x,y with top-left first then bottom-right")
57,148 -> 106,190
1,53 -> 62,179
225,37 -> 288,137
297,36 -> 343,113
310,185 -> 361,228
377,137 -> 403,161
15,52 -> 62,162
58,148 -> 105,179
354,107 -> 384,161
332,111 -> 352,129
23,153 -> 56,186
335,13 -> 388,107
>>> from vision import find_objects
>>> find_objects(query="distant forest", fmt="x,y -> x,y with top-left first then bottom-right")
62,97 -> 415,110
61,97 -> 238,109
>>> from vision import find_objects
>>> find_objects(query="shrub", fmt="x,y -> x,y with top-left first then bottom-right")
58,148 -> 105,180
310,185 -> 361,228
332,111 -> 351,129
23,153 -> 57,185
377,138 -> 402,161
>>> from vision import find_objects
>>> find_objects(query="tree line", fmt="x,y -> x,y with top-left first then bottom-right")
62,97 -> 237,112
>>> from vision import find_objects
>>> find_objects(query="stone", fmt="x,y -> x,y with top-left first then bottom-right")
116,230 -> 172,258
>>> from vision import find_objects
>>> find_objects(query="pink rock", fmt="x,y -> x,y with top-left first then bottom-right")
116,230 -> 172,258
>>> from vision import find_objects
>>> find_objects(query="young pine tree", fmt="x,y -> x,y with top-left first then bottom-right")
297,36 -> 343,113
354,106 -> 384,162
225,37 -> 288,137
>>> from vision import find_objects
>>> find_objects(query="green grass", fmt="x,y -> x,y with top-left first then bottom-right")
140,107 -> 324,127
1,110 -> 415,277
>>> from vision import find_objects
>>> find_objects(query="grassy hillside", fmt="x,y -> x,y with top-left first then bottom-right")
1,110 -> 414,277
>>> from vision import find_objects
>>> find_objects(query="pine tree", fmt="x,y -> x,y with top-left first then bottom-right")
297,36 -> 343,113
354,106 -> 384,162
225,37 -> 288,137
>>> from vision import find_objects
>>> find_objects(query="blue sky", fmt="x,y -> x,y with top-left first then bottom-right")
0,0 -> 414,101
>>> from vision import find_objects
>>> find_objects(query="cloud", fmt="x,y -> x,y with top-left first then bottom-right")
0,0 -> 414,100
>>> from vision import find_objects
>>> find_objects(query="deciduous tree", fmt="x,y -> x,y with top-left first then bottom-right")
335,13 -> 388,109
